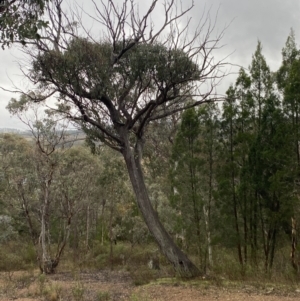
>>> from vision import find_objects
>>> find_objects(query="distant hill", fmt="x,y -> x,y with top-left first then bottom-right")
0,128 -> 86,144
0,128 -> 28,133
0,128 -> 32,136
0,128 -> 83,135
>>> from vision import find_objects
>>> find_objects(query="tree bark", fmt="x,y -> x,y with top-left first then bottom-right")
122,137 -> 201,278
39,179 -> 50,273
86,205 -> 90,249
203,205 -> 212,268
291,217 -> 298,271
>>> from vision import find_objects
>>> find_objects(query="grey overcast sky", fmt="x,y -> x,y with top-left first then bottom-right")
0,0 -> 299,129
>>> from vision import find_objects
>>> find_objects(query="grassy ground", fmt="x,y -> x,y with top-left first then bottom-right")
0,241 -> 300,300
1,269 -> 300,301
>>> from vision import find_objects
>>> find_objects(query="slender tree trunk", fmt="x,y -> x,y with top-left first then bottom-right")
19,187 -> 39,248
241,103 -> 248,265
233,193 -> 243,266
229,115 -> 243,266
203,205 -> 212,268
40,207 -> 49,272
189,162 -> 201,261
86,205 -> 90,249
243,208 -> 248,264
291,217 -> 298,271
295,109 -> 300,166
109,201 -> 114,271
259,199 -> 268,271
269,227 -> 277,270
101,199 -> 105,246
249,196 -> 254,264
269,197 -> 279,271
241,168 -> 248,265
39,180 -> 52,274
52,211 -> 72,273
207,135 -> 213,268
253,193 -> 258,264
122,138 -> 201,278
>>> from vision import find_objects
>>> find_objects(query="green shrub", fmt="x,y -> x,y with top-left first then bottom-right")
72,281 -> 85,301
22,244 -> 37,264
129,268 -> 159,286
0,250 -> 25,271
97,291 -> 111,301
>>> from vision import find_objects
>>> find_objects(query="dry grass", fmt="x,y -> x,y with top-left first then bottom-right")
0,242 -> 300,300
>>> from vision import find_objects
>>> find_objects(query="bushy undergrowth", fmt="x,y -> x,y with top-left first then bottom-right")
212,246 -> 300,284
0,241 -> 36,271
58,240 -> 162,272
0,239 -> 299,286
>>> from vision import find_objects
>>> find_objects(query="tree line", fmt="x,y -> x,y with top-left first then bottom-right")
0,115 -> 148,273
170,30 -> 300,274
2,30 -> 300,276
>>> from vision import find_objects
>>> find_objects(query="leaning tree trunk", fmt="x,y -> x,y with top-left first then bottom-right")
122,137 -> 201,278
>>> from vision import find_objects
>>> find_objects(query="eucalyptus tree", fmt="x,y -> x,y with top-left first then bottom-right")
96,148 -> 134,268
277,29 -> 299,92
0,0 -> 50,47
170,108 -> 202,255
2,103 -> 101,273
218,85 -> 244,265
10,0 -> 226,277
217,67 -> 258,267
170,104 -> 218,271
250,93 -> 294,271
136,120 -> 175,244
247,42 -> 277,268
246,41 -> 297,271
54,145 -> 101,254
0,132 -> 51,271
249,41 -> 273,130
233,68 -> 254,265
197,102 -> 219,269
143,119 -> 175,214
277,30 -> 300,166
17,115 -> 78,274
0,133 -> 36,243
277,29 -> 300,271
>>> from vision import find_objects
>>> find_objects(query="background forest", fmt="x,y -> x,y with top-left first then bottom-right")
1,29 -> 300,283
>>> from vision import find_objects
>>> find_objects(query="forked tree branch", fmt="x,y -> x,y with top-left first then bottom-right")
8,0 -> 227,150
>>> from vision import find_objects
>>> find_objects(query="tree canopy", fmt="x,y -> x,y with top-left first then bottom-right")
0,0 -> 49,47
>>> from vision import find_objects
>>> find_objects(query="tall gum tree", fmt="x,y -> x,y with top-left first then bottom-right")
248,42 -> 273,265
219,85 -> 244,265
9,0 -> 227,277
249,41 -> 273,131
197,102 -> 219,270
277,29 -> 300,272
234,68 -> 253,265
170,108 -> 202,256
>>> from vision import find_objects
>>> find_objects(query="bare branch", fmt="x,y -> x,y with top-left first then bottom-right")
9,0 -> 228,154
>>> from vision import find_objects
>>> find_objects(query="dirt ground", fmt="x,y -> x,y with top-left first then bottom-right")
0,270 -> 300,301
